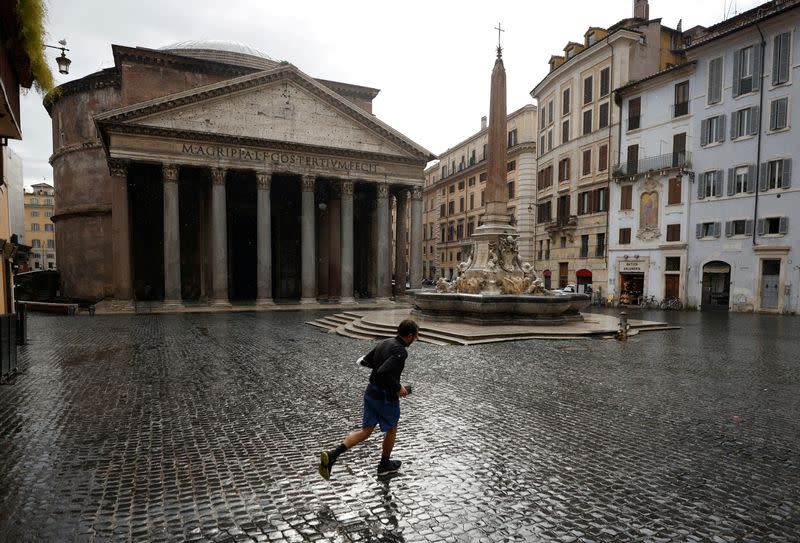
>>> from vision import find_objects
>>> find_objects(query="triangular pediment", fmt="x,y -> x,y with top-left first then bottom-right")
96,65 -> 432,162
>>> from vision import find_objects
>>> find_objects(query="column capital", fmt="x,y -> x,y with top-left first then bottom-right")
163,163 -> 179,184
411,186 -> 423,200
108,159 -> 129,178
393,187 -> 409,205
211,167 -> 226,186
301,174 -> 316,192
256,171 -> 272,191
377,182 -> 389,199
341,180 -> 354,195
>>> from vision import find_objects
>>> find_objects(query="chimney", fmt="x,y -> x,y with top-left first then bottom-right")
633,0 -> 649,19
481,116 -> 488,130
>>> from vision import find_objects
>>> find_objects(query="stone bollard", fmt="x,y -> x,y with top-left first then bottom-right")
617,311 -> 629,341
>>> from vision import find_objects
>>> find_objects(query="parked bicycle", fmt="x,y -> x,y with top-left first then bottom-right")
660,297 -> 683,310
638,294 -> 659,309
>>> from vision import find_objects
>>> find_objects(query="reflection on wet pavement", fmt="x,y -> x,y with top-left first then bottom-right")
0,309 -> 797,542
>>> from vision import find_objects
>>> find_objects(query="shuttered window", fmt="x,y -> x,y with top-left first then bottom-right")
770,97 -> 788,131
599,102 -> 609,129
562,88 -> 571,115
668,178 -> 681,205
562,120 -> 570,144
708,57 -> 723,104
582,149 -> 592,176
619,228 -> 631,244
666,224 -> 681,242
598,145 -> 608,171
583,109 -> 593,135
583,75 -> 593,104
772,32 -> 791,86
732,106 -> 759,139
701,115 -> 726,146
674,81 -> 689,117
600,67 -> 610,97
628,97 -> 641,130
733,44 -> 761,97
620,185 -> 633,210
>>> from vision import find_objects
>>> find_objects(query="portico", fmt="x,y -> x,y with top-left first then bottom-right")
91,60 -> 432,308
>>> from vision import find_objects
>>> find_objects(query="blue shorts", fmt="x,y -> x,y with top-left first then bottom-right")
362,394 -> 400,432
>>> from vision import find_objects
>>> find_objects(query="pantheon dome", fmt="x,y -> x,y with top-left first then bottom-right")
158,39 -> 280,70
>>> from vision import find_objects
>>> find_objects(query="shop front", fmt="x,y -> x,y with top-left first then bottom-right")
617,258 -> 646,305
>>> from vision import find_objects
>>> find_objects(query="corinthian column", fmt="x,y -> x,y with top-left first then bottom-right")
109,160 -> 133,311
162,163 -> 183,308
256,171 -> 273,305
375,182 -> 391,301
340,180 -> 355,304
210,167 -> 230,306
394,189 -> 408,296
409,186 -> 423,289
300,175 -> 317,304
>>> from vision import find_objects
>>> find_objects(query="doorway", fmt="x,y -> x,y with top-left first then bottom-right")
701,260 -> 730,310
128,164 -> 164,301
227,171 -> 257,301
760,259 -> 780,310
271,175 -> 301,301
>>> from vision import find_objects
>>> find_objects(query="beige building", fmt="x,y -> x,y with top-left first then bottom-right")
47,41 -> 433,308
24,183 -> 57,271
531,0 -> 684,293
423,105 -> 537,280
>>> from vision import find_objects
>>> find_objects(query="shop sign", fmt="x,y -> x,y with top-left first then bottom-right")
619,260 -> 646,273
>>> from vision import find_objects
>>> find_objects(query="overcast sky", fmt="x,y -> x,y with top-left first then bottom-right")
10,0 -> 761,187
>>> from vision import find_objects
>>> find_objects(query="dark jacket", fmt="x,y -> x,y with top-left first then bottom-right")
363,336 -> 409,402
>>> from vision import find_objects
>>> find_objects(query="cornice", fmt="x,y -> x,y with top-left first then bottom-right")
112,45 -> 256,78
49,140 -> 104,164
51,204 -> 112,223
45,70 -> 121,114
100,122 -> 427,167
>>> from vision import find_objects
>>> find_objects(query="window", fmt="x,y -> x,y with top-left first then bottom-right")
31,223 -> 40,231
537,201 -> 552,223
31,197 -> 38,205
732,107 -> 757,138
567,48 -> 575,59
538,165 -> 553,190
597,188 -> 607,211
480,172 -> 487,182
46,239 -> 54,248
701,115 -> 725,146
459,198 -> 464,212
547,101 -> 554,125
619,228 -> 631,244
44,198 -> 52,205
547,129 -> 553,151
666,224 -> 681,242
46,252 -> 54,259
764,159 -> 792,190
598,145 -> 608,171
468,176 -> 476,187
457,223 -> 464,240
558,158 -> 570,182
562,88 -> 571,115
583,76 -> 593,104
668,178 -> 682,205
733,166 -> 748,194
557,194 -> 571,220
44,211 -> 53,218
665,256 -> 680,271
31,211 -> 39,217
507,161 -> 516,172
726,219 -> 750,237
480,190 -> 484,206
483,144 -> 487,160
699,170 -> 722,198
758,216 -> 788,235
562,120 -> 570,144
600,67 -> 610,97
467,221 -> 475,237
628,97 -> 641,130
770,97 -> 788,131
587,32 -> 596,46
449,185 -> 455,193
674,81 -> 689,117
458,180 -> 465,190
580,235 -> 589,258
578,191 -> 591,215
734,44 -> 760,96
469,194 -> 475,210
697,222 -> 720,238
582,149 -> 592,176
45,223 -> 54,232
508,129 -> 518,147
540,135 -> 546,153
626,144 -> 639,174
598,102 -> 609,129
31,239 -> 41,248
560,236 -> 567,248
470,150 -> 476,165
507,181 -> 515,199
440,226 -> 445,243
448,201 -> 455,214
772,32 -> 791,86
621,185 -> 633,210
595,233 -> 605,257
583,109 -> 592,135
440,203 -> 446,217
708,57 -> 723,104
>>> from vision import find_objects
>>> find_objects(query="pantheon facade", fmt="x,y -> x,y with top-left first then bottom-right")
47,41 -> 433,308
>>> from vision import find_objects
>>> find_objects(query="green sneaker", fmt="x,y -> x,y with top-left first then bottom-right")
318,451 -> 334,480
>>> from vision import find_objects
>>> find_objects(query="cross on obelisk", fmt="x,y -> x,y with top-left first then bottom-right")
495,22 -> 504,57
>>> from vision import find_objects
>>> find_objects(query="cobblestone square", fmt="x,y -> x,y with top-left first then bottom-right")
0,309 -> 798,542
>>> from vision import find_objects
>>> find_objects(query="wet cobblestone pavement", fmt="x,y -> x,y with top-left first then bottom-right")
1,309 -> 798,542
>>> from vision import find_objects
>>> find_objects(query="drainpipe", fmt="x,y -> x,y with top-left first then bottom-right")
753,22 -> 766,247
606,38 -> 616,293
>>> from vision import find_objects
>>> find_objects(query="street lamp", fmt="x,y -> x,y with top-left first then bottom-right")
43,39 -> 71,75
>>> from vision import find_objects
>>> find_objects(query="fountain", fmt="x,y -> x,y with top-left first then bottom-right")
412,38 -> 590,325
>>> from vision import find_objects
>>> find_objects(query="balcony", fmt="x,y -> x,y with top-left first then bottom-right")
612,151 -> 691,179
546,215 -> 578,234
671,101 -> 690,118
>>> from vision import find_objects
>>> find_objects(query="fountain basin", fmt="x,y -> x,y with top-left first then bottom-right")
411,291 -> 591,325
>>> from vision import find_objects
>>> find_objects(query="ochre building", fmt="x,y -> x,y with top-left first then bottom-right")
47,41 -> 433,308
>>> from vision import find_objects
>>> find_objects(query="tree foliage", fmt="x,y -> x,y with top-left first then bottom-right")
15,0 -> 55,94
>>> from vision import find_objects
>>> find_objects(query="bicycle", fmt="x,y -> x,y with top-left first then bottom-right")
660,297 -> 683,310
638,295 -> 658,309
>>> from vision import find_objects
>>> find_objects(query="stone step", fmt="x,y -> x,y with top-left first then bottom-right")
348,319 -> 456,346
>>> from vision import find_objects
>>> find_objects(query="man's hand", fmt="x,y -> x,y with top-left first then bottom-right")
398,385 -> 409,397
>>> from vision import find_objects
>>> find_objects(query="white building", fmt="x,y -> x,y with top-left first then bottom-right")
684,0 -> 799,313
610,62 -> 695,306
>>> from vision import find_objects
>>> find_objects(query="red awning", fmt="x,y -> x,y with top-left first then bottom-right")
576,268 -> 592,277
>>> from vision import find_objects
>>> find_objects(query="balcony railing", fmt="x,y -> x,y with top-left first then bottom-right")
671,101 -> 690,118
546,215 -> 578,233
612,151 -> 691,178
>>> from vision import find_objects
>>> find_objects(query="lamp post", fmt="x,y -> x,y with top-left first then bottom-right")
43,39 -> 71,75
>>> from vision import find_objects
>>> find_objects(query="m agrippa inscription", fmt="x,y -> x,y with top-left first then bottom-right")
181,143 -> 380,174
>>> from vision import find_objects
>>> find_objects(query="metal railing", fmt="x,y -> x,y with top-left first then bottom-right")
671,101 -> 690,118
612,151 -> 691,178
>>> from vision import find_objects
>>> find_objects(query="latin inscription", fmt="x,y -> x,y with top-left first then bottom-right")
181,144 -> 379,173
